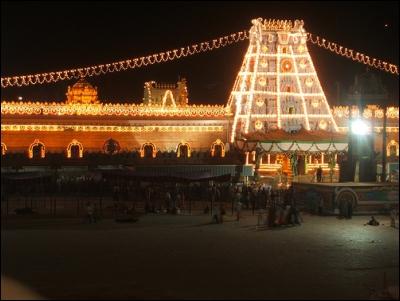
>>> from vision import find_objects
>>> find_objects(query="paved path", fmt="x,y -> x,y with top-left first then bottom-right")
1,214 -> 398,299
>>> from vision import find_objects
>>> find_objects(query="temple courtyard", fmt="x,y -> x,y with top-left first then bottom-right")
1,213 -> 399,300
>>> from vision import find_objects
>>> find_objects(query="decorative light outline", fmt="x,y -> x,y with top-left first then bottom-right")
210,139 -> 225,157
28,139 -> 45,159
176,141 -> 191,158
140,142 -> 157,158
66,139 -> 83,158
1,142 -> 6,155
289,45 -> 310,130
387,140 -> 399,157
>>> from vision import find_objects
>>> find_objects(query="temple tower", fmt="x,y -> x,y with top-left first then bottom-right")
227,18 -> 339,142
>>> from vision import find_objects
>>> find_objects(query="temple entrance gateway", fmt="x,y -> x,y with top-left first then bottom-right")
235,128 -> 348,184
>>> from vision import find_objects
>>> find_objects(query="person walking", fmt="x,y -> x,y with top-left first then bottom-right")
267,191 -> 276,228
219,203 -> 226,224
234,189 -> 241,215
212,203 -> 220,224
316,166 -> 323,183
85,202 -> 94,224
346,200 -> 353,219
251,190 -> 256,216
165,191 -> 172,213
318,196 -> 324,216
235,200 -> 242,222
93,203 -> 98,223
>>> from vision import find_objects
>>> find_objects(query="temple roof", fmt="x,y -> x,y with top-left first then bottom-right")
71,78 -> 95,89
242,128 -> 348,143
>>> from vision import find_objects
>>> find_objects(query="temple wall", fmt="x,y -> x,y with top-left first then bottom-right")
1,130 -> 229,154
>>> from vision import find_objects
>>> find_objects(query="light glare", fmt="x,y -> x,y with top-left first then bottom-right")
351,119 -> 369,135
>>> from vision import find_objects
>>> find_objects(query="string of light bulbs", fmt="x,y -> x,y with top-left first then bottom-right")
1,28 -> 398,88
306,32 -> 399,75
0,31 -> 249,88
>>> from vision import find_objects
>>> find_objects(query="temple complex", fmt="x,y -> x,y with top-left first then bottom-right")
1,19 -> 398,182
1,77 -> 398,181
1,78 -> 230,158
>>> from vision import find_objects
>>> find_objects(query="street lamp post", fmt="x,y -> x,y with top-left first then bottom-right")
382,106 -> 387,182
350,118 -> 370,182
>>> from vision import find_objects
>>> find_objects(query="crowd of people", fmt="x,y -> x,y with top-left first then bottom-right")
7,172 -> 397,229
205,184 -> 302,227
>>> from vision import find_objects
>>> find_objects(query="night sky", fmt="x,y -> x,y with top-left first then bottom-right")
1,1 -> 398,105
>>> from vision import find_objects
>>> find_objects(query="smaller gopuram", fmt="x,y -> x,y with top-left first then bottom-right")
143,78 -> 188,106
66,78 -> 100,104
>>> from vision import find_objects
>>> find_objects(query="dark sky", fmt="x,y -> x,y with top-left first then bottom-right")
1,1 -> 399,105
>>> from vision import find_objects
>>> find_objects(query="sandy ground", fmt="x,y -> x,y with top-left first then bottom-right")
1,213 -> 399,300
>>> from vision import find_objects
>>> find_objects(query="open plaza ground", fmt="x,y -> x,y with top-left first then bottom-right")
1,212 -> 399,300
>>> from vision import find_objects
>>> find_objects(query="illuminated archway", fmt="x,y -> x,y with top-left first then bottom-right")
387,140 -> 399,157
67,139 -> 83,158
140,142 -> 157,158
176,142 -> 191,158
211,139 -> 225,157
1,142 -> 7,155
29,139 -> 45,159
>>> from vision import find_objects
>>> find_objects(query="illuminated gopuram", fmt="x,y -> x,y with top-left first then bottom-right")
227,18 -> 348,180
228,18 -> 338,139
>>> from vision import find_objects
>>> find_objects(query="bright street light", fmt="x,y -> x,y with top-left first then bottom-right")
351,119 -> 369,136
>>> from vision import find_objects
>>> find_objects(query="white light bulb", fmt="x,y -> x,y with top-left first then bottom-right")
351,119 -> 369,135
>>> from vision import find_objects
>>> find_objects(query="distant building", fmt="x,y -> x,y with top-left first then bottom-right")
335,69 -> 389,107
1,78 -> 243,178
143,78 -> 188,106
348,69 -> 389,107
66,78 -> 99,104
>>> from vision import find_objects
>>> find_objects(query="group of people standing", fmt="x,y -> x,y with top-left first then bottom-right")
210,185 -> 302,227
265,187 -> 302,227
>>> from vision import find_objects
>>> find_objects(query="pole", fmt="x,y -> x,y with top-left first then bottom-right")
382,106 -> 387,182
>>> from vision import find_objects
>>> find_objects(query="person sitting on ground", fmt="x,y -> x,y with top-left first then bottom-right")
365,216 -> 380,226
